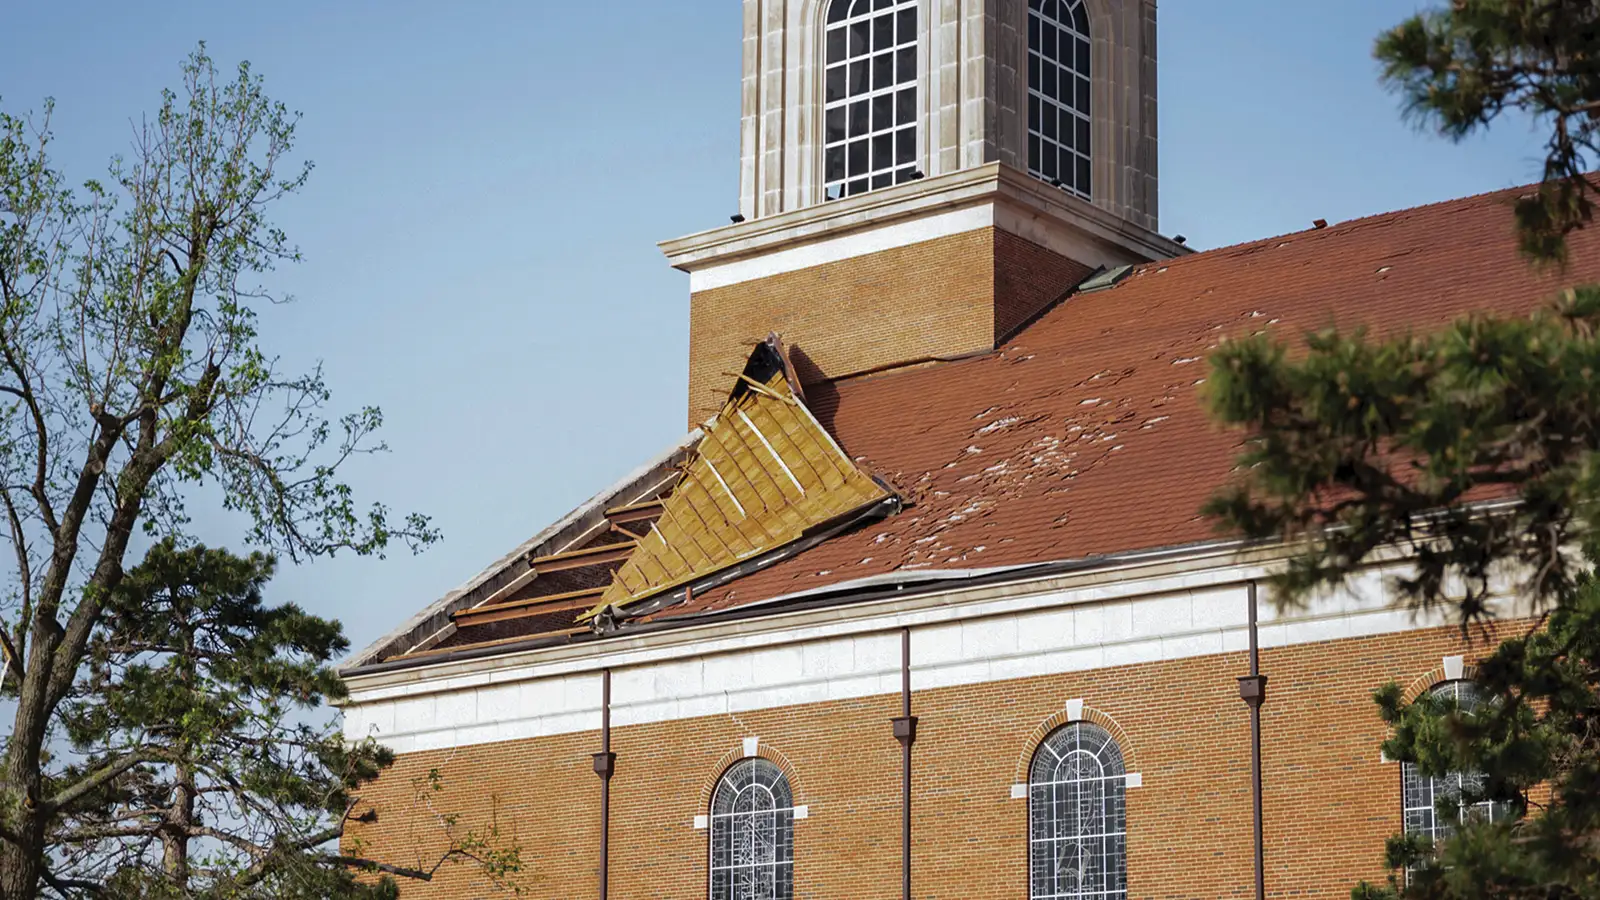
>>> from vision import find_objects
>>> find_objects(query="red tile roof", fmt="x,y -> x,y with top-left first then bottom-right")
654,183 -> 1600,618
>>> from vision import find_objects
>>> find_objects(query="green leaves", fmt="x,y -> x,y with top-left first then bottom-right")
0,44 -> 444,898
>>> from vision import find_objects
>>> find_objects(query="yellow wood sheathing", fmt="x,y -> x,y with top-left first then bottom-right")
591,361 -> 889,617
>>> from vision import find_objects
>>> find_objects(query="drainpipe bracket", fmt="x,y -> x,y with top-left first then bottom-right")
1238,674 -> 1268,708
892,715 -> 919,746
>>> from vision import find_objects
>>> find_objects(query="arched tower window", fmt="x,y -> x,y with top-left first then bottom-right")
1401,681 -> 1510,844
1028,0 -> 1092,198
823,0 -> 919,200
709,758 -> 795,900
1029,722 -> 1127,900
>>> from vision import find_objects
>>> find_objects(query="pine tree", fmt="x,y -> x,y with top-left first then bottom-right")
1204,2 -> 1600,896
41,541 -> 520,898
1375,0 -> 1600,263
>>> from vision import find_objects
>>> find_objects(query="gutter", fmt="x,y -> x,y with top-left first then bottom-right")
893,628 -> 916,900
593,669 -> 615,900
340,535 -> 1264,680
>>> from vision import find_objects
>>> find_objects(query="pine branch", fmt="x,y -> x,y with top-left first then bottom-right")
44,748 -> 166,814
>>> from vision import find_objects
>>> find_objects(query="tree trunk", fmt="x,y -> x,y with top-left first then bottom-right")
0,706 -> 48,900
160,761 -> 194,885
162,628 -> 198,888
1,618 -> 61,900
0,823 -> 44,900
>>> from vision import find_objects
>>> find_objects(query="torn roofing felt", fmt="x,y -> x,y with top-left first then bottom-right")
584,335 -> 896,621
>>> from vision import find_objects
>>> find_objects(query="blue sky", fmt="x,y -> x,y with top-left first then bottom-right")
0,1 -> 1546,658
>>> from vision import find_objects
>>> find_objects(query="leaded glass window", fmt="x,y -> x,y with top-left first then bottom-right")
1029,722 -> 1127,900
1401,681 -> 1510,845
823,0 -> 919,200
709,758 -> 794,900
1028,0 -> 1091,198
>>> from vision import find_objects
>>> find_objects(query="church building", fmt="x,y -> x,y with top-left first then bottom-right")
339,2 -> 1600,898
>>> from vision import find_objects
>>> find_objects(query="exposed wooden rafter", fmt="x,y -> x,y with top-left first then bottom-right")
604,500 -> 664,525
528,541 -> 638,573
452,586 -> 607,628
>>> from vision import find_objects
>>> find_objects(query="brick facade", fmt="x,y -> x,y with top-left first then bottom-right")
346,622 -> 1508,899
685,229 -> 1092,424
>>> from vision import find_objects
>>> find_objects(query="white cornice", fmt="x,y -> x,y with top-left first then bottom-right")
660,164 -> 1188,292
338,540 -> 1496,756
341,540 -> 1280,700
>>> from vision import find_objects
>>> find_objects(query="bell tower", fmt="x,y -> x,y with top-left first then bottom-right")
662,0 -> 1180,424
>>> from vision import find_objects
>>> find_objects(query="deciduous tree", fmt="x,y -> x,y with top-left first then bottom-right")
0,45 -> 453,898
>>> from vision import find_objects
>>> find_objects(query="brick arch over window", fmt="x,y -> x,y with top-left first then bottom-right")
1401,660 -> 1482,703
1013,703 -> 1138,785
697,742 -> 807,812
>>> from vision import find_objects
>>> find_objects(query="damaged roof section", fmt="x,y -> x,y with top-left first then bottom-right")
350,182 -> 1600,673
362,336 -> 900,665
341,435 -> 696,667
589,336 -> 895,621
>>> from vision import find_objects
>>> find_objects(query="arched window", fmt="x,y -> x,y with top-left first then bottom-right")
823,0 -> 919,200
709,758 -> 794,900
1028,0 -> 1092,198
1029,722 -> 1127,900
1401,681 -> 1509,844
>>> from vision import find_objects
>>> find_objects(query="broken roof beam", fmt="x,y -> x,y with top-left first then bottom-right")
605,500 -> 665,525
586,335 -> 896,621
452,587 -> 606,628
393,624 -> 589,661
528,541 -> 638,574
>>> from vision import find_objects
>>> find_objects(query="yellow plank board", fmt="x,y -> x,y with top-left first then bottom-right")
587,337 -> 891,619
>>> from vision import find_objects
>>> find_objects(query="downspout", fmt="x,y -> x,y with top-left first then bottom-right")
891,628 -> 917,900
1237,582 -> 1268,900
593,668 -> 616,900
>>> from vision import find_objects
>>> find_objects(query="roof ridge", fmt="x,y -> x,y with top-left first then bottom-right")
1135,180 -> 1530,269
793,181 -> 1546,397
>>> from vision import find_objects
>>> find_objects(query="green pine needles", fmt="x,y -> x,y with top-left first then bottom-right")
1202,3 -> 1600,896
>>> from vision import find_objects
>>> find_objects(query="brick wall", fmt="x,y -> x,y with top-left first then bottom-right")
684,229 -> 1091,425
345,622 -> 1513,899
993,230 -> 1095,341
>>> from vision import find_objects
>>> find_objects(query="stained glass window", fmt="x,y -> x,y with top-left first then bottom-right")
1401,681 -> 1510,845
1027,0 -> 1091,198
1029,722 -> 1127,900
709,758 -> 794,900
823,0 -> 919,200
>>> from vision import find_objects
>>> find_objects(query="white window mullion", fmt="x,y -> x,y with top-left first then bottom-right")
822,0 -> 920,199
